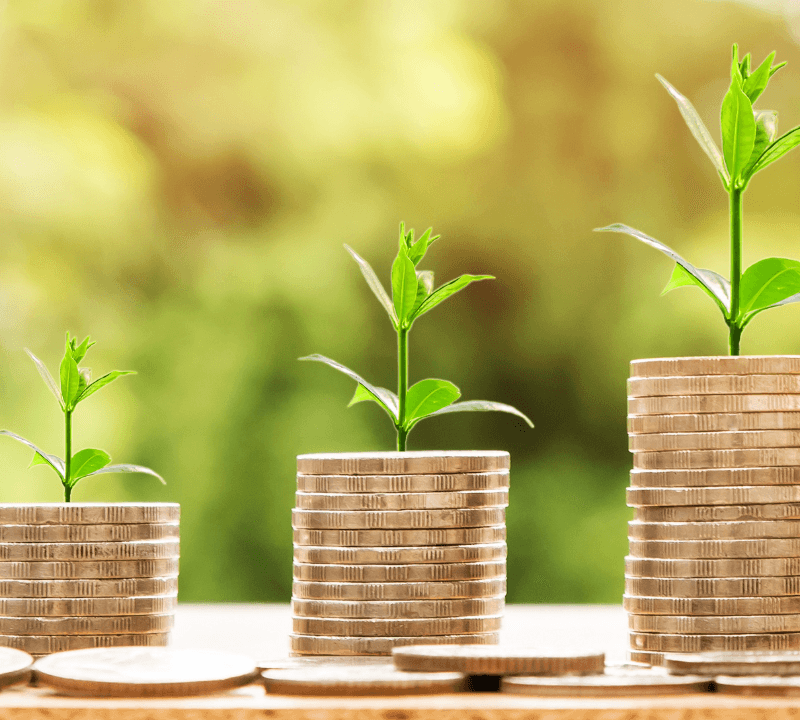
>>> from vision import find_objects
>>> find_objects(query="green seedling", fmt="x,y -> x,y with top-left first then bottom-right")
597,44 -> 800,354
1,333 -> 165,501
301,223 -> 533,451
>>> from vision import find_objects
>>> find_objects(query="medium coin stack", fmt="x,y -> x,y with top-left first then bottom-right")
291,451 -> 509,655
0,503 -> 180,657
625,356 -> 800,666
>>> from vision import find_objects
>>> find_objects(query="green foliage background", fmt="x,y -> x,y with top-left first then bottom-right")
0,0 -> 799,603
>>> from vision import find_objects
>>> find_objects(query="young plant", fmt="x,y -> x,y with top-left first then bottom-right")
301,224 -> 533,451
1,333 -> 165,502
597,45 -> 800,354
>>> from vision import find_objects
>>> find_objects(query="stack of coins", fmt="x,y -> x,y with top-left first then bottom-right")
0,503 -> 180,657
291,451 -> 509,655
625,356 -> 800,666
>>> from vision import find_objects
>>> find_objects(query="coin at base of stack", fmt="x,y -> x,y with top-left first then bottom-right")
290,632 -> 500,656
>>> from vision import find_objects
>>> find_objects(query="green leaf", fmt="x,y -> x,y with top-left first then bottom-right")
344,244 -> 398,327
661,263 -> 732,314
410,274 -> 494,323
72,336 -> 94,363
746,126 -> 800,178
0,431 -> 65,480
299,354 -> 399,421
769,62 -> 787,78
391,248 -> 418,325
29,453 -> 51,469
739,258 -> 800,319
410,270 -> 434,315
743,111 -> 777,177
414,400 -> 534,429
68,448 -> 111,484
730,44 -> 742,82
743,51 -> 775,103
407,228 -> 439,266
404,379 -> 461,427
595,224 -> 730,316
656,74 -> 729,184
81,463 -> 166,485
348,383 -> 400,416
721,74 -> 756,183
25,349 -> 63,409
739,53 -> 751,79
75,371 -> 135,405
59,352 -> 81,411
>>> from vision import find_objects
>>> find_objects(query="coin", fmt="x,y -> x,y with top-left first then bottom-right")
0,559 -> 180,579
291,508 -> 505,530
0,524 -> 180,543
294,490 -> 509,511
0,613 -> 173,635
293,615 -> 502,637
0,576 -> 178,598
634,504 -> 800,523
0,504 -> 180,525
293,526 -> 506,547
293,543 -> 507,565
626,575 -> 800,598
633,448 -> 800,470
627,485 -> 800,506
289,632 -> 499,656
624,595 -> 800,616
500,673 -> 712,696
0,595 -> 177,617
628,375 -> 800,397
629,651 -> 664,666
629,395 -> 800,416
0,632 -> 169,655
628,520 -> 800,540
32,647 -> 258,697
292,561 -> 506,583
296,452 -> 510,476
629,430 -> 800,452
631,356 -> 800,377
630,631 -> 800,652
292,596 -> 505,619
391,645 -> 605,675
0,540 -> 179,562
665,651 -> 800,676
262,665 -> 465,695
625,556 -> 800,578
628,413 -> 800,434
292,578 -> 506,600
714,675 -> 800,696
629,614 -> 800,634
296,472 -> 509,494
0,647 -> 32,688
628,538 -> 800,559
630,467 -> 800,487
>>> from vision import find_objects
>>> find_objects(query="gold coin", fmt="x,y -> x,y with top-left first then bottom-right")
629,395 -> 800,416
628,538 -> 800,559
294,490 -> 509,511
633,448 -> 800,470
0,524 -> 180,543
714,675 -> 800,696
0,613 -> 173,635
262,665 -> 465,696
293,543 -> 507,565
296,472 -> 509,493
628,413 -> 800,434
628,375 -> 800,397
0,504 -> 179,525
391,645 -> 604,675
292,578 -> 506,600
627,485 -> 800,506
0,595 -> 177,617
291,508 -> 505,530
0,576 -> 178,598
629,430 -> 800,452
629,651 -> 664,666
625,556 -> 800,578
634,504 -> 800,523
0,559 -> 180,580
297,452 -> 509,476
32,647 -> 258,697
500,673 -> 712,696
628,520 -> 800,540
630,631 -> 800,653
665,651 -> 800,676
0,632 -> 170,655
630,467 -> 800,487
629,614 -> 800,634
292,596 -> 505,619
289,632 -> 499,656
624,595 -> 800,616
631,357 -> 800,377
0,540 -> 179,562
293,526 -> 506,547
292,615 -> 502,637
626,575 -> 800,598
292,561 -> 505,583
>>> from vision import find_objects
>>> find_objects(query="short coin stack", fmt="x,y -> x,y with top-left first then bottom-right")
291,451 -> 509,655
625,356 -> 800,665
0,503 -> 180,657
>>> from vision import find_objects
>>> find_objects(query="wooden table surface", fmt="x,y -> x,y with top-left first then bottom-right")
2,603 -> 799,719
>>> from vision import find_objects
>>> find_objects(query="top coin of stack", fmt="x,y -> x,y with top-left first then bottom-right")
0,503 -> 180,657
625,357 -> 800,665
291,452 -> 509,655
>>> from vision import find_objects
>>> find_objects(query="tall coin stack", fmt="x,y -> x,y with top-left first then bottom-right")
291,451 -> 509,656
624,356 -> 800,665
0,503 -> 180,657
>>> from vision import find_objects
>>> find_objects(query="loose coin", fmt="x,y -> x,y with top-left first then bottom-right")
629,651 -> 664,666
0,524 -> 180,543
500,672 -> 712,696
293,543 -> 507,565
630,467 -> 800,487
0,504 -> 180,525
0,613 -> 174,635
296,472 -> 509,494
633,448 -> 800,470
0,632 -> 169,655
631,356 -> 800,377
33,647 -> 258,697
627,485 -> 800,506
291,508 -> 505,530
292,561 -> 505,583
0,647 -> 33,688
292,596 -> 505,619
624,595 -> 800,616
293,526 -> 506,547
634,504 -> 800,523
628,375 -> 800,397
293,615 -> 503,637
628,520 -> 800,540
262,665 -> 465,695
391,645 -> 605,675
629,631 -> 800,652
629,430 -> 800,452
626,576 -> 800,598
715,675 -> 800,696
628,413 -> 800,434
665,651 -> 800,676
628,538 -> 800,559
294,489 -> 509,511
629,614 -> 800,634
0,576 -> 178,598
0,559 -> 180,580
0,540 -> 180,562
289,632 -> 499,656
0,595 -> 177,617
625,556 -> 800,578
292,578 -> 506,600
296,452 -> 510,476
629,395 -> 800,416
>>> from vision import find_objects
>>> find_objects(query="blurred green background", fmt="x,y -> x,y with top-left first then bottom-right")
1,0 -> 799,603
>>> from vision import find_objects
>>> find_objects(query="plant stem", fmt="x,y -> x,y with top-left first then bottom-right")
397,327 -> 409,451
729,187 -> 743,355
64,409 -> 72,503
